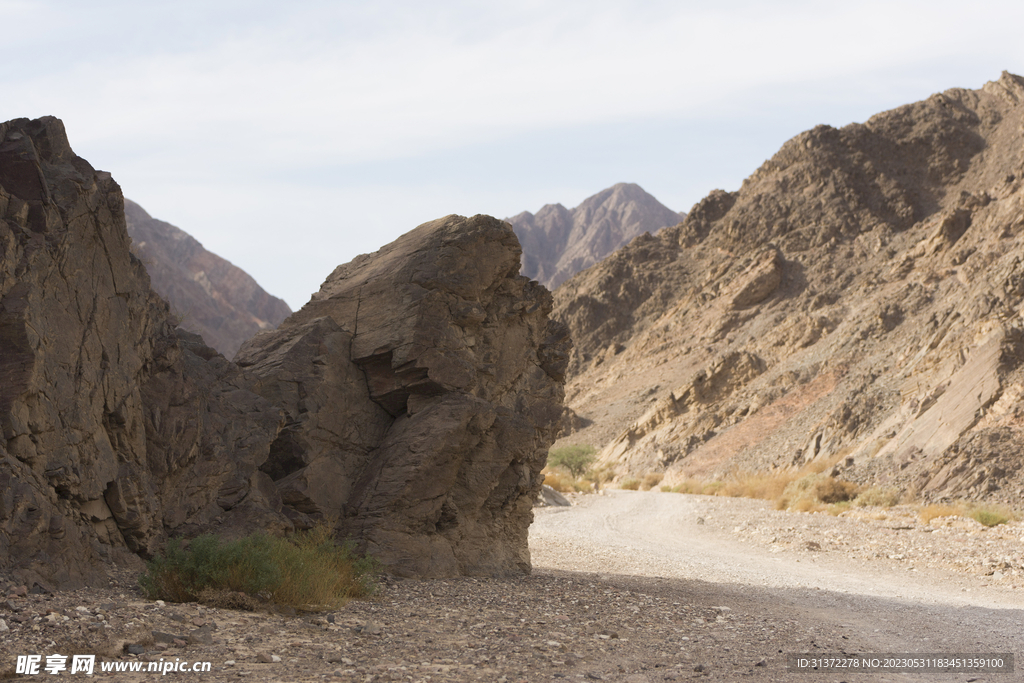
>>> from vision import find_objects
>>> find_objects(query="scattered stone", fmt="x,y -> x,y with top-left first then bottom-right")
537,485 -> 572,507
189,626 -> 215,645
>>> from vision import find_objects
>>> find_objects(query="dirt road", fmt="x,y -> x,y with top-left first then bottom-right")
530,490 -> 1024,681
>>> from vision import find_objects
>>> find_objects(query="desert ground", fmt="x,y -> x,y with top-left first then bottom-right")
4,490 -> 1022,682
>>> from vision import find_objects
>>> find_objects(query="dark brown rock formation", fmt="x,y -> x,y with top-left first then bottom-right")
508,182 -> 682,290
0,117 -> 288,590
124,200 -> 292,359
236,215 -> 570,577
553,72 -> 1024,505
0,117 -> 566,589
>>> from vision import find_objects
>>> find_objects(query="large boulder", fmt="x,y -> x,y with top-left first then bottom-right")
237,215 -> 571,577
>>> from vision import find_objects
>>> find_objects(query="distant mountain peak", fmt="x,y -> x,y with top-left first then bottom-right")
506,183 -> 681,290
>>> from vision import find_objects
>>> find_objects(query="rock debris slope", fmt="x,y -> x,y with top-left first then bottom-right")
555,71 -> 1024,504
507,182 -> 682,290
124,199 -> 292,359
0,117 -> 567,589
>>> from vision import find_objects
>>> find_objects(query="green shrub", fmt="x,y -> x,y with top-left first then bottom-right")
968,505 -> 1014,527
547,445 -> 597,478
139,524 -> 378,611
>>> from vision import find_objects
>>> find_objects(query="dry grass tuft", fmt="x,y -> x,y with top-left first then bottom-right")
619,478 -> 641,490
718,470 -> 794,501
542,467 -> 576,493
640,472 -> 664,491
854,487 -> 902,508
918,503 -> 962,524
772,473 -> 859,511
918,502 -> 1017,527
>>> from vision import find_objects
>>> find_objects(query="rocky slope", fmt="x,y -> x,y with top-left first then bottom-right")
0,117 -> 567,590
553,71 -> 1024,506
507,182 -> 682,290
124,200 -> 292,359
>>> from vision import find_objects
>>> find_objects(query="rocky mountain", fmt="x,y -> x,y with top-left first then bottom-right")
124,200 -> 292,359
553,71 -> 1024,506
507,182 -> 683,290
0,117 -> 568,589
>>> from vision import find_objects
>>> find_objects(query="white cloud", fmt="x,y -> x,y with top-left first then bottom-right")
3,0 -> 1024,309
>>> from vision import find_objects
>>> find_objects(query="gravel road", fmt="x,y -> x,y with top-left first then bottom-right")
531,490 -> 1024,681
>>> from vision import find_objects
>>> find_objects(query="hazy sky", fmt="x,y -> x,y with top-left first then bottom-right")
3,1 -> 1023,309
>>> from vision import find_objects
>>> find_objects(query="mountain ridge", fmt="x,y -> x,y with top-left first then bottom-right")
124,199 -> 292,358
552,71 -> 1024,506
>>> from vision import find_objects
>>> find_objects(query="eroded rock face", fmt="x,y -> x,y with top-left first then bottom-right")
237,215 -> 570,577
0,118 -> 287,589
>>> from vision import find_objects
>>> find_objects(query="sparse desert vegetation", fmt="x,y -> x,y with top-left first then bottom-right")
547,445 -> 597,478
139,524 -> 379,610
918,502 -> 1017,527
544,445 -> 618,493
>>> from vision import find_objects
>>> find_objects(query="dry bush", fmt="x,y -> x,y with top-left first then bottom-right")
776,473 -> 858,511
918,502 -> 1016,527
581,464 -> 616,491
640,472 -> 664,491
814,477 -> 859,504
788,497 -> 826,513
619,478 -> 641,490
719,470 -> 796,501
918,503 -> 963,524
669,479 -> 714,494
542,467 -> 575,493
854,487 -> 902,508
827,501 -> 852,516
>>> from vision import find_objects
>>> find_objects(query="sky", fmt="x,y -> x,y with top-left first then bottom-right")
2,1 -> 1023,310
